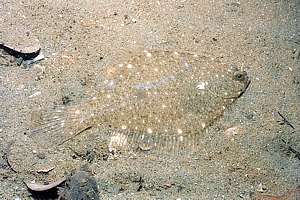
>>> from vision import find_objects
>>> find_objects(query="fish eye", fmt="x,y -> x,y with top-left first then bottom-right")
233,71 -> 247,82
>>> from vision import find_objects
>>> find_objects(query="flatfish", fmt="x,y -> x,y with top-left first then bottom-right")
30,50 -> 250,154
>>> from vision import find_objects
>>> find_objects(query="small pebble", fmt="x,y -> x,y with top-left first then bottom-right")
257,183 -> 267,192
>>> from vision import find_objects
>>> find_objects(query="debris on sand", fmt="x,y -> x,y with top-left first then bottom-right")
36,166 -> 55,173
292,49 -> 300,60
273,111 -> 295,129
281,139 -> 300,161
25,168 -> 99,199
224,126 -> 244,138
0,43 -> 44,66
25,177 -> 66,192
58,169 -> 100,200
0,43 -> 41,60
22,52 -> 45,66
1,26 -> 44,66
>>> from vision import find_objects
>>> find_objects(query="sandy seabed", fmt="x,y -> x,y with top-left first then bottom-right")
0,0 -> 299,199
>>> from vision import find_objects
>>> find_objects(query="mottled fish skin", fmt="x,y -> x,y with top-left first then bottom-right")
30,50 -> 250,153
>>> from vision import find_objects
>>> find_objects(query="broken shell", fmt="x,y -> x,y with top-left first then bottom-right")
36,166 -> 55,173
25,177 -> 66,192
224,126 -> 243,137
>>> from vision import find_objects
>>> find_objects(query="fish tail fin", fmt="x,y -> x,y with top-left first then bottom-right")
30,106 -> 92,147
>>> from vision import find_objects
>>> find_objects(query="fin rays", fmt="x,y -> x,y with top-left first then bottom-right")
29,107 -> 86,147
29,106 -> 203,155
106,129 -> 202,156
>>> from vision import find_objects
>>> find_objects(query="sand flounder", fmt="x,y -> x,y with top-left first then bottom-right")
30,50 -> 250,153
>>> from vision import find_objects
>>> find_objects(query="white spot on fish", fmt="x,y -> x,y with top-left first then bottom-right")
75,110 -> 80,115
179,135 -> 184,141
127,64 -> 133,69
147,128 -> 153,134
145,52 -> 152,58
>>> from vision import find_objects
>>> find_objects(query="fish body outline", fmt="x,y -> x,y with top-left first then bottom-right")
30,50 -> 250,154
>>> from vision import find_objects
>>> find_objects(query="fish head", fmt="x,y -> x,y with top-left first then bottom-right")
226,66 -> 250,99
193,64 -> 250,101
